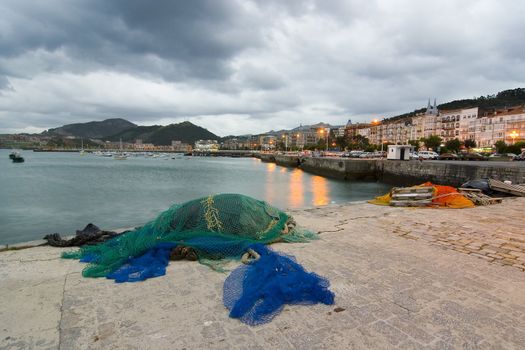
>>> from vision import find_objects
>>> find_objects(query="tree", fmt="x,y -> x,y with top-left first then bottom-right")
422,135 -> 442,151
334,136 -> 347,150
494,140 -> 507,154
506,141 -> 525,155
445,138 -> 461,153
348,134 -> 370,150
408,139 -> 420,150
464,139 -> 476,149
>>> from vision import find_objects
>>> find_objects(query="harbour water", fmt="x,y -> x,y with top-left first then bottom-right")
0,150 -> 390,244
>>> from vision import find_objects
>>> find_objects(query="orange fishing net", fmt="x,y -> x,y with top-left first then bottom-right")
368,182 -> 474,209
419,182 -> 475,208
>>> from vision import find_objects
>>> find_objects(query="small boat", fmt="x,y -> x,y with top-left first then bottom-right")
114,154 -> 127,160
9,152 -> 17,159
79,138 -> 85,156
11,152 -> 24,163
114,138 -> 127,160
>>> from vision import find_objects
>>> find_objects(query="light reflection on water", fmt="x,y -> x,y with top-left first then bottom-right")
311,175 -> 329,206
0,150 -> 391,244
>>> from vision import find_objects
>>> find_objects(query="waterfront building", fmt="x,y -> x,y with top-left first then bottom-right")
426,98 -> 439,116
171,141 -> 191,152
344,121 -> 372,139
357,126 -> 371,139
474,106 -> 525,147
133,142 -> 155,150
194,139 -> 219,152
221,137 -> 251,150
437,107 -> 478,142
259,135 -> 277,150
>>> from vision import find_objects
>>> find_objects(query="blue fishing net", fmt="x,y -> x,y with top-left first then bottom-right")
106,243 -> 177,283
223,244 -> 335,326
61,194 -> 335,325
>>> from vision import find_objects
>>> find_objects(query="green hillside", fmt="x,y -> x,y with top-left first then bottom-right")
106,121 -> 219,145
43,118 -> 137,138
437,88 -> 525,111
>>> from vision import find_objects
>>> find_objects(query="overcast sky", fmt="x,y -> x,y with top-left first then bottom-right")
1,0 -> 524,136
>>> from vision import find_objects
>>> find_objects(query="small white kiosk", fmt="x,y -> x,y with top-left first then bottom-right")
387,145 -> 414,160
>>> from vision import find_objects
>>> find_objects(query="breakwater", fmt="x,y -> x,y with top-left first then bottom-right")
257,153 -> 525,186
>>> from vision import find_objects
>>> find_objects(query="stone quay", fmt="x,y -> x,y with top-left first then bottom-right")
1,197 -> 525,349
258,153 -> 525,187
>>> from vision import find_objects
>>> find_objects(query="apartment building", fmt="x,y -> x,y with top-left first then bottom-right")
355,102 -> 524,148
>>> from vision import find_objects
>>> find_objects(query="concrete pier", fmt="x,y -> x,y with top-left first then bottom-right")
1,198 -> 525,349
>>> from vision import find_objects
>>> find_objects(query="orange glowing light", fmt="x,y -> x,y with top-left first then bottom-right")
311,175 -> 329,206
289,168 -> 304,208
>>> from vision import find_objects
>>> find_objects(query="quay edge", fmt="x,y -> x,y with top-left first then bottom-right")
255,154 -> 525,187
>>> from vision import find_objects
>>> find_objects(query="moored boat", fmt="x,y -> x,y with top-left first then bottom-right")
11,153 -> 24,163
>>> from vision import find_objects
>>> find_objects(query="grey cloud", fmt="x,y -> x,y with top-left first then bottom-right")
0,0 -> 262,81
1,0 -> 525,135
0,75 -> 13,92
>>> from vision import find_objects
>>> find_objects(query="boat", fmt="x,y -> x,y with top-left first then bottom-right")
114,138 -> 127,160
11,152 -> 24,163
79,138 -> 85,156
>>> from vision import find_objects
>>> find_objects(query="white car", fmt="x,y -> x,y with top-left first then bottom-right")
418,151 -> 439,160
409,152 -> 419,160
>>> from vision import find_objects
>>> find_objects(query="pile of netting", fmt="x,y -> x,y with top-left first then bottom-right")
224,244 -> 334,325
62,194 -> 334,325
368,182 -> 475,208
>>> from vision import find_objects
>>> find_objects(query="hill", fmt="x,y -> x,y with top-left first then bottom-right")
437,88 -> 525,111
106,121 -> 219,145
385,88 -> 525,122
43,118 -> 137,138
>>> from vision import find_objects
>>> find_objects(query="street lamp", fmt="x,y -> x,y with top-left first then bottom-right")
282,134 -> 287,152
510,130 -> 518,144
319,128 -> 329,152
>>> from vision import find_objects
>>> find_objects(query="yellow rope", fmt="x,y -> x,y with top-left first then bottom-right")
201,196 -> 224,232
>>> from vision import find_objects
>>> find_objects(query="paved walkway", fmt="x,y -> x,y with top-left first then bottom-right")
1,198 -> 525,349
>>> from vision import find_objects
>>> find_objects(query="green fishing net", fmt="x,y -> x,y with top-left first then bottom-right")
63,194 -> 317,277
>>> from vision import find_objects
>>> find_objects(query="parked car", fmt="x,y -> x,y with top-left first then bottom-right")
348,151 -> 365,158
418,151 -> 439,160
439,153 -> 459,160
409,152 -> 419,160
459,153 -> 489,161
514,152 -> 525,161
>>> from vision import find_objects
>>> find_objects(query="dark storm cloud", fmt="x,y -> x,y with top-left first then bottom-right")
0,0 -> 524,135
0,0 -> 261,80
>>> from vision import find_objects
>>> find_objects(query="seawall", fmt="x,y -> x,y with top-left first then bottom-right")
380,160 -> 525,187
256,154 -> 525,186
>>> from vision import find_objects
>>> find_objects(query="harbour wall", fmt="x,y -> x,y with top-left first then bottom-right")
255,154 -> 525,186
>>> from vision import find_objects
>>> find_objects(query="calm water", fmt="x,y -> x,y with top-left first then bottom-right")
0,150 -> 390,244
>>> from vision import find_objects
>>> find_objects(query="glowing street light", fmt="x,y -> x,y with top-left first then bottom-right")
296,133 -> 302,151
319,128 -> 329,151
510,130 -> 519,144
